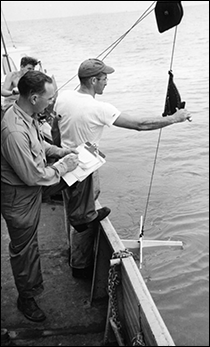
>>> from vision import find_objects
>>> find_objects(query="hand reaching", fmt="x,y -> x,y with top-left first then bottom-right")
174,108 -> 192,123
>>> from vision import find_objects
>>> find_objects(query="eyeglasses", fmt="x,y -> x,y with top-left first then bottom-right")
96,77 -> 108,82
38,95 -> 55,102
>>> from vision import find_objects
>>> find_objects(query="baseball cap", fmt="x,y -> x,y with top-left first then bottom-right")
78,58 -> 115,78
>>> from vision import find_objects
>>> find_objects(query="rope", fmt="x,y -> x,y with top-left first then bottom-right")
141,26 -> 179,235
56,2 -> 156,93
98,2 -> 156,61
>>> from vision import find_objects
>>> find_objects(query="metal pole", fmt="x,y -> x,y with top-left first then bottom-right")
1,30 -> 12,72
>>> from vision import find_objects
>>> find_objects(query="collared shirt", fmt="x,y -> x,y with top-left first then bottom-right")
1,102 -> 64,186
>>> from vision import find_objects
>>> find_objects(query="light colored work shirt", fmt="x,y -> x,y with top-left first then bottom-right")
1,102 -> 67,186
54,90 -> 121,148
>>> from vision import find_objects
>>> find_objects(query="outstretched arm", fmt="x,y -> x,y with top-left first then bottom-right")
113,108 -> 191,131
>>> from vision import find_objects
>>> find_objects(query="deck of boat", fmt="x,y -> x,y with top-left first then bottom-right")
1,200 -> 109,346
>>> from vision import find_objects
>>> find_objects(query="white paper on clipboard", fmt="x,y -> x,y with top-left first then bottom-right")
62,143 -> 106,186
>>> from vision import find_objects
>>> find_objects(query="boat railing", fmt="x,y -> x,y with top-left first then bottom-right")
90,200 -> 175,346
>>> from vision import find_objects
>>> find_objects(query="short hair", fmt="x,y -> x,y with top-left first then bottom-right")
20,56 -> 39,67
18,71 -> 53,98
79,72 -> 105,87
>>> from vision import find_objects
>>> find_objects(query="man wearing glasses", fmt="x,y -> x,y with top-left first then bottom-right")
53,58 -> 191,279
1,71 -> 80,322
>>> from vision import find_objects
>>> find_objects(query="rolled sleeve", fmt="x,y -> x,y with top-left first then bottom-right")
99,102 -> 121,127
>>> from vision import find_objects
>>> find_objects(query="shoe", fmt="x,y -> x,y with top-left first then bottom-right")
72,265 -> 94,279
93,207 -> 111,223
72,223 -> 88,233
72,207 -> 111,233
17,296 -> 46,322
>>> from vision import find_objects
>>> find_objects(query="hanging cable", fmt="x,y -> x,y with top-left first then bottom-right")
141,26 -> 179,236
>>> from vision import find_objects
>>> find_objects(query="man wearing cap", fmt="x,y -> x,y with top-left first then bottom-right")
53,58 -> 191,279
55,59 -> 120,148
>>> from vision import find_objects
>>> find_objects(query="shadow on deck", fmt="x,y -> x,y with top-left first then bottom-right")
1,201 -> 108,346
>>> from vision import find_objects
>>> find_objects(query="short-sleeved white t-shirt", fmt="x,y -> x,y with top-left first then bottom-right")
54,90 -> 121,148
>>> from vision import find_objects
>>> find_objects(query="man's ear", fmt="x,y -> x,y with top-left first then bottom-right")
30,94 -> 37,105
91,77 -> 97,85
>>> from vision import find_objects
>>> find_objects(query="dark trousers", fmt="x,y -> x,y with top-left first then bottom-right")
1,177 -> 96,298
61,175 -> 97,226
1,182 -> 43,298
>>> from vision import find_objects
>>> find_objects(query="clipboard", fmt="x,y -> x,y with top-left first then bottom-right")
62,142 -> 106,186
84,142 -> 106,159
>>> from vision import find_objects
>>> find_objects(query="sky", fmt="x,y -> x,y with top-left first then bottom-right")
1,1 -> 209,22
